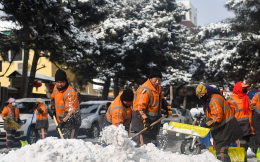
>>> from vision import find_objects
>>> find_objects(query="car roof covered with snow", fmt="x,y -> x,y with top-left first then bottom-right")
80,100 -> 111,105
13,98 -> 51,102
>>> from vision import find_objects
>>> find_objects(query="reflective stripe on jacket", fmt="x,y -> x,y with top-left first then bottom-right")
228,94 -> 254,136
33,103 -> 49,129
206,94 -> 234,130
1,104 -> 20,121
51,85 -> 80,123
106,93 -> 132,126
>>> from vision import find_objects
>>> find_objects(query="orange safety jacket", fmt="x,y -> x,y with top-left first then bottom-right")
1,104 -> 20,122
228,94 -> 254,135
33,103 -> 49,129
133,79 -> 171,121
106,93 -> 132,126
51,85 -> 80,123
206,94 -> 235,130
250,92 -> 260,112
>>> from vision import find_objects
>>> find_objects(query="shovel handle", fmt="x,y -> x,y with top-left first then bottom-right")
131,115 -> 167,140
53,116 -> 64,139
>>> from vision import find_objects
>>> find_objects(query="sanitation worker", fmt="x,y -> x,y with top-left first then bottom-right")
105,89 -> 134,130
33,98 -> 49,139
196,84 -> 243,162
227,81 -> 254,162
250,89 -> 260,153
131,67 -> 172,146
1,98 -> 21,147
51,69 -> 81,139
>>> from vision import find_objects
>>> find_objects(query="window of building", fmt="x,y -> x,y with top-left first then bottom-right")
181,15 -> 186,21
10,49 -> 23,61
2,49 -> 26,62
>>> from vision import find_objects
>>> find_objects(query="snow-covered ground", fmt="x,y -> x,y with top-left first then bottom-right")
0,125 -> 221,162
0,124 -> 257,162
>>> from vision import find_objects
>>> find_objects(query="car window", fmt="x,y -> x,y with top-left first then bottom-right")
80,104 -> 99,114
171,109 -> 177,114
16,102 -> 36,114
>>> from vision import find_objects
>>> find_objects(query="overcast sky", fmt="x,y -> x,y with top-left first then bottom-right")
177,0 -> 235,26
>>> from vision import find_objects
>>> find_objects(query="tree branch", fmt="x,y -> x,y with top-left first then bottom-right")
88,79 -> 105,86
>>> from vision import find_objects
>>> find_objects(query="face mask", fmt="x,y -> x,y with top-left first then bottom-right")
11,103 -> 16,106
200,95 -> 208,102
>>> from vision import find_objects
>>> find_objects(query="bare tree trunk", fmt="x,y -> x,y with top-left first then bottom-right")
27,49 -> 40,97
113,75 -> 119,98
20,48 -> 29,98
101,77 -> 111,100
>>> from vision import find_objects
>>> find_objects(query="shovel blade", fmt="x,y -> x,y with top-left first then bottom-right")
209,146 -> 245,162
20,140 -> 29,147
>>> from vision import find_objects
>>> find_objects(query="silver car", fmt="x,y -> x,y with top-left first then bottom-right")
161,108 -> 185,125
79,100 -> 111,138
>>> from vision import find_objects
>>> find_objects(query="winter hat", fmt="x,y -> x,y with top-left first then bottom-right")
55,69 -> 67,82
149,67 -> 162,79
8,98 -> 15,103
36,98 -> 44,103
196,84 -> 207,95
120,89 -> 134,102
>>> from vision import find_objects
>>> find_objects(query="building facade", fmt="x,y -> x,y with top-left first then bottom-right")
177,1 -> 197,28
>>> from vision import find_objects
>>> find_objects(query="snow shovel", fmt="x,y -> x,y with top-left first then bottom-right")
163,121 -> 210,138
131,115 -> 167,140
208,146 -> 245,162
53,115 -> 64,139
20,112 -> 35,147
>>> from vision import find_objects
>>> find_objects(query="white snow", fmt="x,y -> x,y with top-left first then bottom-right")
0,125 -> 220,162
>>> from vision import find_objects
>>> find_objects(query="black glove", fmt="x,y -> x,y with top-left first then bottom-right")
56,121 -> 66,130
162,99 -> 169,111
143,118 -> 152,130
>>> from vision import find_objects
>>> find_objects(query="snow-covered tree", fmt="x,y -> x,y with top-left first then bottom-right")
69,0 -> 186,99
0,0 -> 94,97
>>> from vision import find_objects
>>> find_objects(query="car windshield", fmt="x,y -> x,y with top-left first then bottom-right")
16,102 -> 36,114
80,104 -> 99,114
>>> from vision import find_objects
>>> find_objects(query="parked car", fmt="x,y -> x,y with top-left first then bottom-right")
177,108 -> 193,124
0,98 -> 56,145
79,100 -> 111,138
161,108 -> 185,125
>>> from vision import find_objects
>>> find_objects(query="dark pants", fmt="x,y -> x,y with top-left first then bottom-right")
216,146 -> 231,162
62,126 -> 79,139
37,128 -> 47,139
139,133 -> 157,147
6,130 -> 16,147
238,135 -> 250,162
60,112 -> 81,139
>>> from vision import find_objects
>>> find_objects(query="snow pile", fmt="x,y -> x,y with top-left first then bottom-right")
0,125 -> 219,162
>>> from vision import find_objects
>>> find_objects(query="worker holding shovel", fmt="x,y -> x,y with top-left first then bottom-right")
196,84 -> 243,162
51,69 -> 81,139
131,67 -> 172,147
33,98 -> 49,139
1,98 -> 21,148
